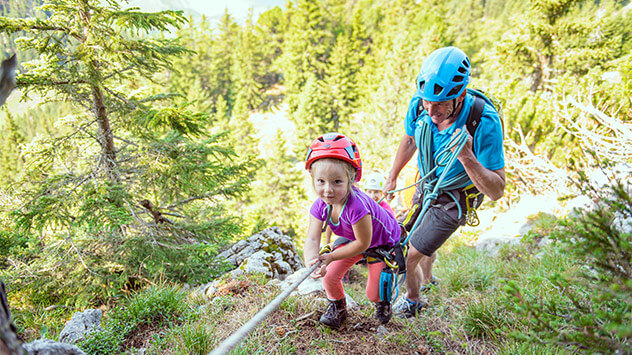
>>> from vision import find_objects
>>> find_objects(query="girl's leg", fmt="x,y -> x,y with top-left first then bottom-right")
366,260 -> 393,324
365,260 -> 387,303
322,254 -> 363,300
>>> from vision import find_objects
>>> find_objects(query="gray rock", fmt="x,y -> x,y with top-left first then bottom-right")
538,236 -> 552,248
344,293 -> 359,310
231,250 -> 274,278
475,236 -> 521,256
275,267 -> 325,296
58,309 -> 102,345
23,339 -> 85,355
218,227 -> 303,281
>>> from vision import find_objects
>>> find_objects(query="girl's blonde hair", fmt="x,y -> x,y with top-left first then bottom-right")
309,158 -> 356,195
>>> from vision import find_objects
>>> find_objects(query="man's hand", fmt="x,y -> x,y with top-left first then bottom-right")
451,128 -> 474,161
382,177 -> 397,201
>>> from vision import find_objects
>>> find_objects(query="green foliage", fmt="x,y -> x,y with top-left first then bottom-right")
459,296 -> 511,340
439,244 -> 498,293
0,110 -> 25,185
161,322 -> 217,354
79,284 -> 190,354
244,131 -> 307,236
505,177 -> 632,353
0,0 -> 255,307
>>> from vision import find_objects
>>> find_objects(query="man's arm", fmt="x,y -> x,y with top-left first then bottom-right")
454,128 -> 505,200
383,134 -> 416,200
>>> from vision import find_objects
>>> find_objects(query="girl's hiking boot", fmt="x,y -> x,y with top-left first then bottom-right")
393,297 -> 428,318
420,276 -> 440,293
319,298 -> 347,329
375,301 -> 392,324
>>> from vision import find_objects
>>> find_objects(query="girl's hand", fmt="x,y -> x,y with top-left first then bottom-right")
308,258 -> 327,279
318,252 -> 334,266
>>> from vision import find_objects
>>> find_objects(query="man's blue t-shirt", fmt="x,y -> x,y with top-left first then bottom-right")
404,91 -> 505,189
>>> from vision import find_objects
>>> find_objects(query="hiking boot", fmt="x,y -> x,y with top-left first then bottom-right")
420,276 -> 441,294
319,298 -> 347,329
393,298 -> 427,318
375,301 -> 392,324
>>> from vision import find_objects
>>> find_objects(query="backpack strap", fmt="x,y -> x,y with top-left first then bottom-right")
466,95 -> 485,138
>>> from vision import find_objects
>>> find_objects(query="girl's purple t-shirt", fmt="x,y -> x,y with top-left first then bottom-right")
310,187 -> 401,248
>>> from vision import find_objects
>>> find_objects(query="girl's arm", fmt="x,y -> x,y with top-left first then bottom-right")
319,214 -> 372,265
304,215 -> 324,267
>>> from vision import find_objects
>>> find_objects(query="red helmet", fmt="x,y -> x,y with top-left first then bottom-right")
305,132 -> 362,182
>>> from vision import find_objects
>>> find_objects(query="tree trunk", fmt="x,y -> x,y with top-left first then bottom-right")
91,84 -> 119,183
0,280 -> 26,355
0,54 -> 16,106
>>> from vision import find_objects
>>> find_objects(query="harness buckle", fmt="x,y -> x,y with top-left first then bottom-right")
462,185 -> 483,227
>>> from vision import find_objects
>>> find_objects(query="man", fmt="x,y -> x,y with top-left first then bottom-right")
383,46 -> 505,317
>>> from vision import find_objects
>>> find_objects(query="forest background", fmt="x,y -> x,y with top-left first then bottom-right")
0,0 -> 630,353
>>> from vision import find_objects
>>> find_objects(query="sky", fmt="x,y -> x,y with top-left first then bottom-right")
129,0 -> 285,23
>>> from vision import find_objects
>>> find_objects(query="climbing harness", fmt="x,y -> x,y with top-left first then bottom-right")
365,238 -> 408,304
372,124 -> 480,301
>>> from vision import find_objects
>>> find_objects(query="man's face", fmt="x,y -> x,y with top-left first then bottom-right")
422,99 -> 455,125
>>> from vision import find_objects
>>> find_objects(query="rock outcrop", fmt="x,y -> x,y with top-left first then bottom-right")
217,227 -> 303,280
58,309 -> 102,345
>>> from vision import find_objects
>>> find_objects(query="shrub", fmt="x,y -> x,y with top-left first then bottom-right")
79,284 -> 190,354
505,180 -> 632,353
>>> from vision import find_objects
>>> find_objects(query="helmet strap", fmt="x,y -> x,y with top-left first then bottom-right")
447,98 -> 463,120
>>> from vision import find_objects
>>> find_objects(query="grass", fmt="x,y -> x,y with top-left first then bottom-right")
8,220 -> 601,354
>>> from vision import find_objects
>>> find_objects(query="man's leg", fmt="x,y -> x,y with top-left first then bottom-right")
404,246 -> 424,302
405,205 -> 460,300
419,252 -> 437,285
405,249 -> 437,302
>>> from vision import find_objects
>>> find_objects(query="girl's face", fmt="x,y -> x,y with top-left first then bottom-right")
312,161 -> 351,206
366,189 -> 381,203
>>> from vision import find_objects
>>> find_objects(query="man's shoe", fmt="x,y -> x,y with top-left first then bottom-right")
393,297 -> 427,318
319,298 -> 347,329
375,301 -> 392,324
420,276 -> 440,293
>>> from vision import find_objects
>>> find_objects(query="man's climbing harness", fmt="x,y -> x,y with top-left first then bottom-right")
371,126 -> 481,302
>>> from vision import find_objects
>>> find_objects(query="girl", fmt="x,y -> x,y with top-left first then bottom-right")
362,172 -> 396,217
303,133 -> 402,328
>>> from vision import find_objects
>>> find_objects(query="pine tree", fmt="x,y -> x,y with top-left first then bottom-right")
250,130 -> 307,236
293,73 -> 336,153
280,0 -> 333,109
229,10 -> 262,159
0,0 -> 255,305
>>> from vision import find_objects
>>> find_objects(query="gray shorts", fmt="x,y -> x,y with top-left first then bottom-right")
408,193 -> 466,256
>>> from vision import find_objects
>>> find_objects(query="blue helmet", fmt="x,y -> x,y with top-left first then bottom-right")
416,46 -> 471,102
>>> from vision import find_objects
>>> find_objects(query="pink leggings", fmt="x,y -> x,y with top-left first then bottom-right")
322,253 -> 386,303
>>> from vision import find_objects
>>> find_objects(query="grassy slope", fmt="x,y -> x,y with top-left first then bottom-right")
54,224 -> 577,355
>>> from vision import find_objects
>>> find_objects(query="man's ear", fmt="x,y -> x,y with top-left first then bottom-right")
458,87 -> 468,103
